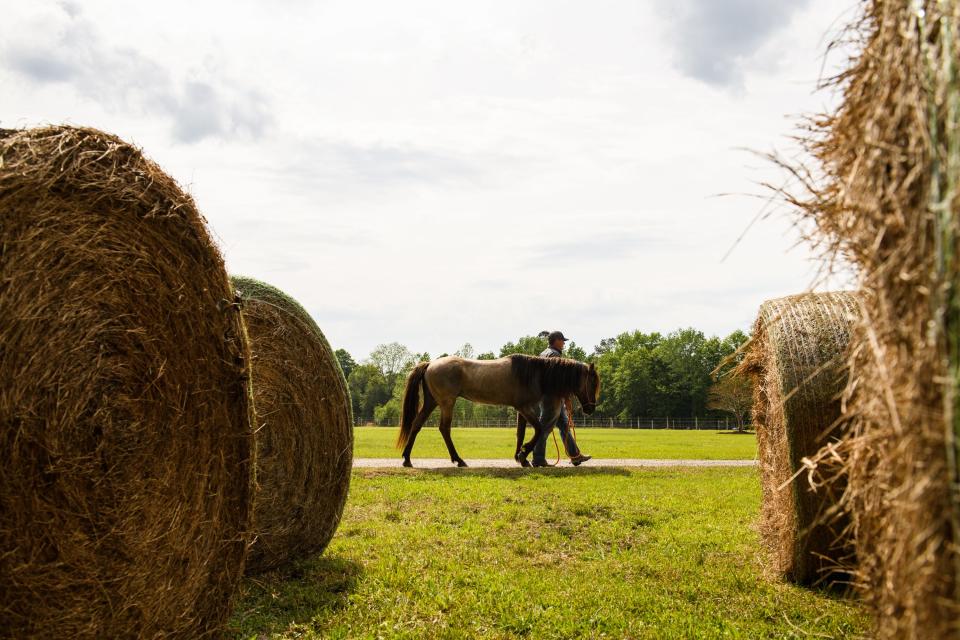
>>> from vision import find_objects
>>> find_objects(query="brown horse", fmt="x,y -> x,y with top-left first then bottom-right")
396,354 -> 601,467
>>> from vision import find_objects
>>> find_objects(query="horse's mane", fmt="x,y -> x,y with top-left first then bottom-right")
508,354 -> 584,396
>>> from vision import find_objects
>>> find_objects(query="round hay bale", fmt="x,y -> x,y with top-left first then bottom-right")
788,2 -> 960,635
0,126 -> 255,638
232,276 -> 353,574
740,291 -> 860,585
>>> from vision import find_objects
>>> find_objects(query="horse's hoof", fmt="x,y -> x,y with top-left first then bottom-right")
519,458 -> 531,468
402,459 -> 413,468
455,459 -> 468,468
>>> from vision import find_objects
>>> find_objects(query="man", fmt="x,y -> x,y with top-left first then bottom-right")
532,330 -> 592,467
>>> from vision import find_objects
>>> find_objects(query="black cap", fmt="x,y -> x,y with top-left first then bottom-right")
548,331 -> 569,343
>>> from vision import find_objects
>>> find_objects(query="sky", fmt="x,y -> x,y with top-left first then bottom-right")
1,0 -> 858,359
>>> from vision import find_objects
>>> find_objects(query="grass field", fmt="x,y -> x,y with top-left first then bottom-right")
229,467 -> 867,639
354,427 -> 758,460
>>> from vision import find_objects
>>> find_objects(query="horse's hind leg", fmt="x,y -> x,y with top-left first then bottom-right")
438,405 -> 467,467
402,393 -> 437,468
515,413 -> 530,467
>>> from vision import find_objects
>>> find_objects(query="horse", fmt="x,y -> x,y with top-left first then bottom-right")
396,354 -> 601,467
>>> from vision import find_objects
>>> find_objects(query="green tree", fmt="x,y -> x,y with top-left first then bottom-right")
347,363 -> 391,421
593,337 -> 617,356
716,330 -> 750,375
454,343 -> 475,359
499,334 -> 548,357
653,329 -> 713,417
374,398 -> 401,425
334,348 -> 356,380
592,331 -> 663,418
375,357 -> 429,426
708,374 -> 752,432
589,328 -> 747,421
368,342 -> 415,378
596,346 -> 657,419
566,341 -> 587,361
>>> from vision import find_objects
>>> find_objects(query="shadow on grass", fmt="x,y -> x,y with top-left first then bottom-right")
227,554 -> 362,638
361,466 -> 632,480
802,567 -> 859,600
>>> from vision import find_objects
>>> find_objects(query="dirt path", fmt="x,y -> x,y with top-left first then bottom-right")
353,458 -> 756,469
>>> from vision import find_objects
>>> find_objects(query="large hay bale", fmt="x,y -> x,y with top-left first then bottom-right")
232,276 -> 353,574
0,126 -> 255,637
741,291 -> 859,585
791,2 -> 960,635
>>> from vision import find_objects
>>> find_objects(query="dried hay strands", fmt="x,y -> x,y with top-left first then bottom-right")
740,291 -> 860,586
790,1 -> 960,635
232,276 -> 353,574
0,126 -> 255,638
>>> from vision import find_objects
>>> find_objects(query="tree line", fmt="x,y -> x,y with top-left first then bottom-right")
335,327 -> 752,429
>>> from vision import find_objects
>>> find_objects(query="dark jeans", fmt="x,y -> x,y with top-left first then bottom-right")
532,403 -> 580,463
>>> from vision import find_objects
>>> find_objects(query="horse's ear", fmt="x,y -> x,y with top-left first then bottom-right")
589,363 -> 596,372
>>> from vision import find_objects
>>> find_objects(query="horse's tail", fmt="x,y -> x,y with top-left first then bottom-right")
397,361 -> 430,450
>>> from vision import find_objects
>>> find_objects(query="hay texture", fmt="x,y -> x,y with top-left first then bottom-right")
232,276 -> 353,574
0,126 -> 255,638
740,292 -> 859,585
789,1 -> 960,635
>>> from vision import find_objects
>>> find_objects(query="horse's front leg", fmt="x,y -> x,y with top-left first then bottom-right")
515,413 -> 530,467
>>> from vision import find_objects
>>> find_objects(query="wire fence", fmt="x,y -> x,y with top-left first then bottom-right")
354,416 -> 750,430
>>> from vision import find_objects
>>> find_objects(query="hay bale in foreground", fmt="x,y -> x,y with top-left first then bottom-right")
789,2 -> 960,636
0,126 -> 255,638
232,276 -> 353,574
740,291 -> 859,585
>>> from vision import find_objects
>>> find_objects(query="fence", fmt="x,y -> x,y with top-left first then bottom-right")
354,416 -> 748,430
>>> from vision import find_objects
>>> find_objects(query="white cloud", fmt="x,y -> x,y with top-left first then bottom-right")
1,0 -> 854,358
659,0 -> 814,89
3,2 -> 271,142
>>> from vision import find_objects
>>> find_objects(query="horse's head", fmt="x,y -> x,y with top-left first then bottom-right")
577,363 -> 601,414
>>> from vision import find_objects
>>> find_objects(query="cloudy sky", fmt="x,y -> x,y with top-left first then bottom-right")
2,0 -> 857,359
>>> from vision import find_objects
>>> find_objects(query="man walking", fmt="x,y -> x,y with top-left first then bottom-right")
532,331 -> 592,467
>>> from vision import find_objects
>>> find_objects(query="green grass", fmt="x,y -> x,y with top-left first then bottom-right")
354,427 -> 758,460
229,467 -> 867,639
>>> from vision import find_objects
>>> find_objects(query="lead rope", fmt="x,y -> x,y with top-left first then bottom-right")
550,396 -> 578,466
551,430 -> 561,466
